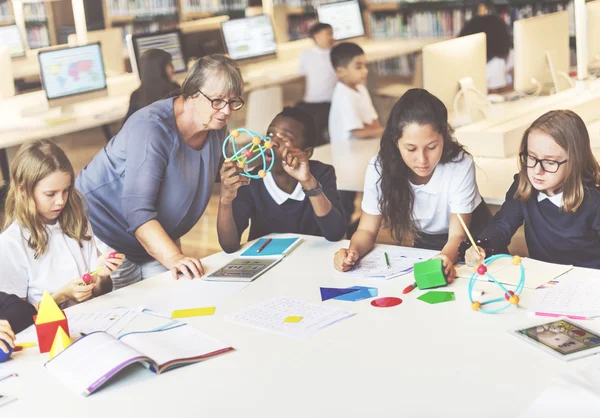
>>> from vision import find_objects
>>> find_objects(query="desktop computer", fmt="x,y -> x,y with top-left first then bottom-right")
128,29 -> 187,79
423,33 -> 487,124
588,0 -> 600,70
36,43 -> 108,115
317,0 -> 365,40
221,15 -> 277,61
0,24 -> 25,58
513,11 -> 571,94
182,29 -> 226,60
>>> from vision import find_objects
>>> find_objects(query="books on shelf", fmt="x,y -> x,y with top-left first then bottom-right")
0,3 -> 13,24
26,25 -> 50,49
22,3 -> 47,22
369,9 -> 465,39
181,0 -> 248,14
272,0 -> 337,7
107,0 -> 178,18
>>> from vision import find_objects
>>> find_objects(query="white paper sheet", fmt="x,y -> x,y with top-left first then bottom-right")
145,280 -> 250,317
528,271 -> 600,316
67,307 -> 142,338
456,257 -> 573,289
225,297 -> 355,339
336,248 -> 438,280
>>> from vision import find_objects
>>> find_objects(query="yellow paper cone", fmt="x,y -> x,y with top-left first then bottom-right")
36,291 -> 65,324
48,327 -> 71,359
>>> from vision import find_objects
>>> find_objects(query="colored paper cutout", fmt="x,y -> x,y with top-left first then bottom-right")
36,291 -> 65,324
320,287 -> 360,302
418,291 -> 456,304
284,316 -> 303,323
171,307 -> 216,318
371,297 -> 403,308
334,286 -> 378,302
48,327 -> 72,359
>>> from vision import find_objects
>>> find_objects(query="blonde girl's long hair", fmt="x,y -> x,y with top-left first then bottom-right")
515,110 -> 600,212
3,139 -> 90,258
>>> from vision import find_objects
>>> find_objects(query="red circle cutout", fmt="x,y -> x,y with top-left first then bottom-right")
371,297 -> 403,308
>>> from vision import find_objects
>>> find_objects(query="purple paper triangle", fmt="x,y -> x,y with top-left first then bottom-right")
320,287 -> 361,301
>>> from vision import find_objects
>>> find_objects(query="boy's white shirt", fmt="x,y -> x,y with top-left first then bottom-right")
0,221 -> 101,305
299,46 -> 337,103
328,82 -> 378,142
487,49 -> 514,90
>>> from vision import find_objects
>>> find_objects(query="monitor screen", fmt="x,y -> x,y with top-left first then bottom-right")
132,30 -> 187,74
221,15 -> 277,61
0,25 -> 25,58
317,0 -> 365,40
38,43 -> 107,100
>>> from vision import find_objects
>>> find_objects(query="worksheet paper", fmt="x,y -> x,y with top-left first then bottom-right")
145,280 -> 250,318
225,297 -> 355,339
336,248 -> 438,280
528,271 -> 600,317
456,257 -> 573,289
67,307 -> 142,338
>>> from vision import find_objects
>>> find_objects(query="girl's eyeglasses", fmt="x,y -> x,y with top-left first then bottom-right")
519,152 -> 567,173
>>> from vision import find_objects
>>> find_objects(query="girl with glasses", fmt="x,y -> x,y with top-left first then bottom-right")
466,110 -> 600,268
76,55 -> 245,288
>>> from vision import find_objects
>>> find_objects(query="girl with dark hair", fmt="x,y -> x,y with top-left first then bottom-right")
459,15 -> 513,92
334,89 -> 490,281
124,49 -> 181,122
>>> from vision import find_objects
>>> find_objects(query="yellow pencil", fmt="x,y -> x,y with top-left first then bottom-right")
456,213 -> 481,256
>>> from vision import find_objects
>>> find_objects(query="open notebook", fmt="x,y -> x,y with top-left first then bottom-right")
45,324 -> 233,396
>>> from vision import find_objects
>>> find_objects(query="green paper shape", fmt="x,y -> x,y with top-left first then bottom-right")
414,259 -> 447,289
417,291 -> 455,304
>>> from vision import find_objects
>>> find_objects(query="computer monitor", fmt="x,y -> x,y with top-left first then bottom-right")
513,11 -> 570,94
130,29 -> 187,78
0,25 -> 25,58
182,29 -> 226,60
221,15 -> 277,61
588,0 -> 600,68
317,0 -> 365,41
423,33 -> 487,114
38,43 -> 108,109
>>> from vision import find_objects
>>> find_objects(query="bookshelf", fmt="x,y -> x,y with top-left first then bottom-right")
0,1 -> 15,26
270,0 -> 574,40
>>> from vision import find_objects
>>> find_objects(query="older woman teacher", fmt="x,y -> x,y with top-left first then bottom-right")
76,55 -> 245,289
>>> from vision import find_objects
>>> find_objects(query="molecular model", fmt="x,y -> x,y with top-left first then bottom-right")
222,128 -> 274,179
469,254 -> 525,314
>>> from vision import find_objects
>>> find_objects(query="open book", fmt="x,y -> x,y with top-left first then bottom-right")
45,324 -> 233,396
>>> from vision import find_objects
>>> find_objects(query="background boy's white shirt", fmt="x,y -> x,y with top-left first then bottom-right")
487,49 -> 514,90
361,153 -> 482,235
299,46 -> 337,103
0,221 -> 101,305
329,82 -> 378,142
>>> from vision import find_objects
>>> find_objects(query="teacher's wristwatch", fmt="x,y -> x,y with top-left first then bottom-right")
302,181 -> 323,197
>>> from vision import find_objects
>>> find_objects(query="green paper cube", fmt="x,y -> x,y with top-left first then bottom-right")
414,258 -> 447,290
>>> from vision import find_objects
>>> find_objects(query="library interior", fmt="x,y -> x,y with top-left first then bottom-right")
1,0 -> 600,416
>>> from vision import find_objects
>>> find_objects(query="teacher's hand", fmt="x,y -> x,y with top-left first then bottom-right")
169,254 -> 204,280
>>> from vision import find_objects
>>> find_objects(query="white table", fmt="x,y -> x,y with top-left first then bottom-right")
2,234 -> 597,418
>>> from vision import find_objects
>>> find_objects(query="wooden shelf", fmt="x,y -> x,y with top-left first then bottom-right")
367,3 -> 402,11
180,11 -> 215,21
0,20 -> 15,26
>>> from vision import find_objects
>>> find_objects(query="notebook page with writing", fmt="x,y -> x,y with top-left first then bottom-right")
119,324 -> 233,372
45,332 -> 149,396
528,272 -> 600,316
336,248 -> 437,279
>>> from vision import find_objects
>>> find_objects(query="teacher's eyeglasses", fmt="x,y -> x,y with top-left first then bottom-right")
519,152 -> 568,173
198,91 -> 245,111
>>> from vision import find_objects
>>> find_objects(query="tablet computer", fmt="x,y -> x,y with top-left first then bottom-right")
512,320 -> 600,361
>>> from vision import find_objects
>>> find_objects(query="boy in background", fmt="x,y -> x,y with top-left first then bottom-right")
297,23 -> 337,145
328,42 -> 384,235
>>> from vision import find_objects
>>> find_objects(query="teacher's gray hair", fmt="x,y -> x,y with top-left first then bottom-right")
181,54 -> 244,99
